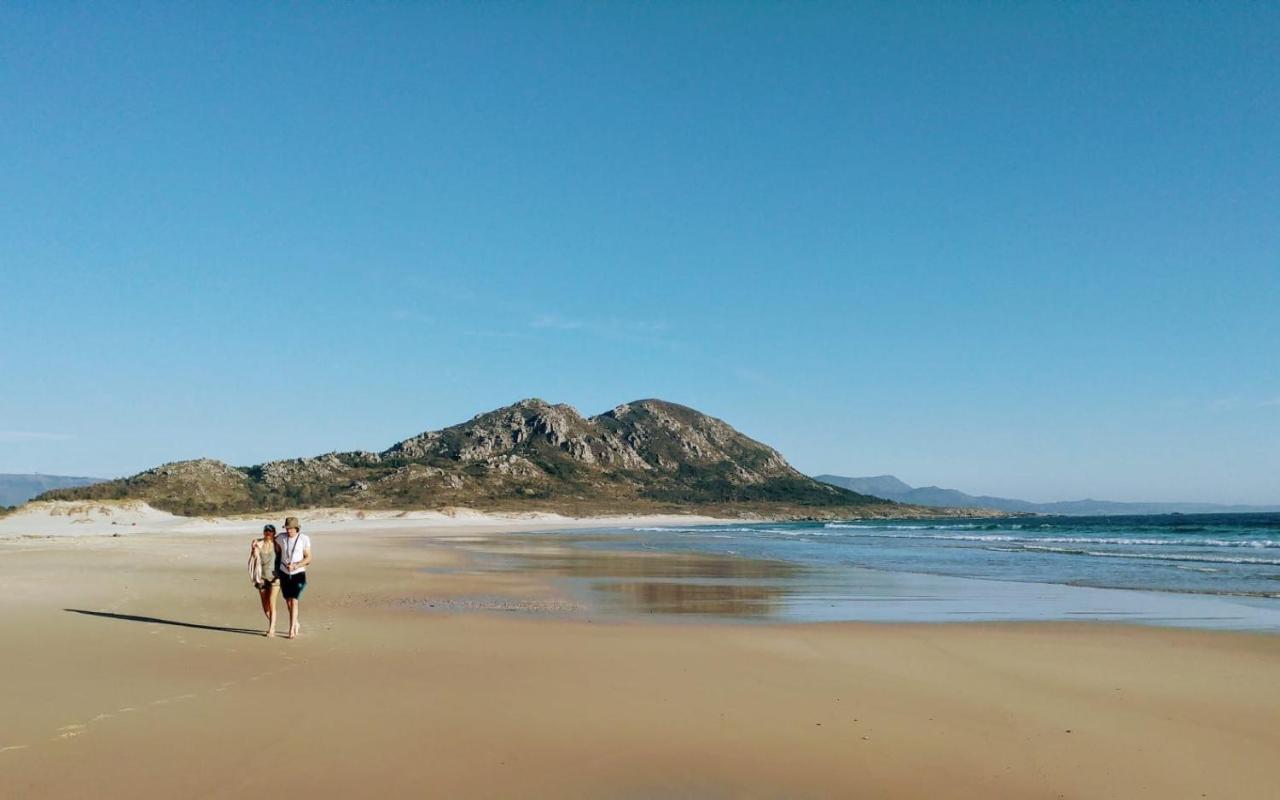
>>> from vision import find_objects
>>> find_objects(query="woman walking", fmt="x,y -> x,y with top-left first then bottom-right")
248,524 -> 280,637
275,516 -> 311,639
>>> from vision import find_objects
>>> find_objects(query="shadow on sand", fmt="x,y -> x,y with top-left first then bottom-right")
65,608 -> 263,636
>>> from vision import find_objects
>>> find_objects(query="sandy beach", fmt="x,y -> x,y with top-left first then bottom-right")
3,504 -> 1279,799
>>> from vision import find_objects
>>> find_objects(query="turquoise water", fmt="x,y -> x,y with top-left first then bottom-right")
519,514 -> 1280,629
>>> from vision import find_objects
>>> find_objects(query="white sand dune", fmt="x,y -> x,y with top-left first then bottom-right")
0,499 -> 735,538
0,501 -> 192,535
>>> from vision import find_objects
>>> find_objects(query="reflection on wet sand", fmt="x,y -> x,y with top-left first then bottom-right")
450,534 -> 804,619
513,549 -> 800,580
593,580 -> 783,616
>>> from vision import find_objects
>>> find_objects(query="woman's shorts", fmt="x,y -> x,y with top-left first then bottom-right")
280,571 -> 308,600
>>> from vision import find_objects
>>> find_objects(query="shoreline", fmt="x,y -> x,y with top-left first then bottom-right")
433,527 -> 1280,632
6,501 -> 1278,631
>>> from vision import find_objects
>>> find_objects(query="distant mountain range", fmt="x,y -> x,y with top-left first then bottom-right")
814,475 -> 1280,516
37,399 -> 962,519
0,474 -> 102,507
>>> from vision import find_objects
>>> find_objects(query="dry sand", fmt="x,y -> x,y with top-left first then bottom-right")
2,505 -> 1279,798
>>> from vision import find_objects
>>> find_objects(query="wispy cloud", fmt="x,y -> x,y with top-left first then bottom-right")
531,313 -> 587,331
0,430 -> 73,443
1170,395 -> 1280,412
1210,396 -> 1280,411
530,314 -> 673,345
390,309 -> 435,324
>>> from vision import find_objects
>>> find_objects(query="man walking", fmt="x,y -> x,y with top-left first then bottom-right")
275,516 -> 311,639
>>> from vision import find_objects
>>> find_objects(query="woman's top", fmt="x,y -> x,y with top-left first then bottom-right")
249,539 -> 277,584
275,532 -> 311,575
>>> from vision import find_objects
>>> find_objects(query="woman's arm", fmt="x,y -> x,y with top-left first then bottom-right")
248,541 -> 261,584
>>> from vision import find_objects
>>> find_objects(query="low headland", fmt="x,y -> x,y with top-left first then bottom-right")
29,398 -> 996,520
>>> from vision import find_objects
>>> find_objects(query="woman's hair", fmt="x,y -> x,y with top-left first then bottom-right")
263,524 -> 277,534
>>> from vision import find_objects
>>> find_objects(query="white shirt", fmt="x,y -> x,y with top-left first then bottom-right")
275,532 -> 311,575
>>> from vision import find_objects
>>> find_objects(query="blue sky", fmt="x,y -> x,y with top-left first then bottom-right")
2,4 -> 1277,504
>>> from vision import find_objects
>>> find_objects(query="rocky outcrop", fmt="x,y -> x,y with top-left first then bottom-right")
256,454 -> 351,491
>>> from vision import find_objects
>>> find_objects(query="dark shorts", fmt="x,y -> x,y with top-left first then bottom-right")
280,570 -> 308,600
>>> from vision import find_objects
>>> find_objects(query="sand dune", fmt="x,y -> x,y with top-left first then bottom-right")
0,500 -> 735,537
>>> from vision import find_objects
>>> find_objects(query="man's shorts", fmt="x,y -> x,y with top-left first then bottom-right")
279,570 -> 308,600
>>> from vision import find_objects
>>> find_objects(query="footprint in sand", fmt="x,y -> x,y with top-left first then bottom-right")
52,724 -> 86,740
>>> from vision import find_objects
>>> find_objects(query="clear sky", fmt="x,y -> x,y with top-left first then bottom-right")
2,4 -> 1277,504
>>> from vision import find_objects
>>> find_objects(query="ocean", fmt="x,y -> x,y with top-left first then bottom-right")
501,513 -> 1280,629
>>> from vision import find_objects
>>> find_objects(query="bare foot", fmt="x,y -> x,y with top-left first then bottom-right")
266,630 -> 275,638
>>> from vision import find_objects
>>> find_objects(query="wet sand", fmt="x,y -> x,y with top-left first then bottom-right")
440,530 -> 1280,628
3,525 -> 1280,798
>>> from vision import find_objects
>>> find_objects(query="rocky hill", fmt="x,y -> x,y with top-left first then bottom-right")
38,399 -> 917,518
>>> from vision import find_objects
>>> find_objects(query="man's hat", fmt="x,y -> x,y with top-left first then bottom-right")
284,516 -> 301,531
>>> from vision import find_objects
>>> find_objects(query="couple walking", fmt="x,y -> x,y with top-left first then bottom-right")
247,516 -> 312,638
